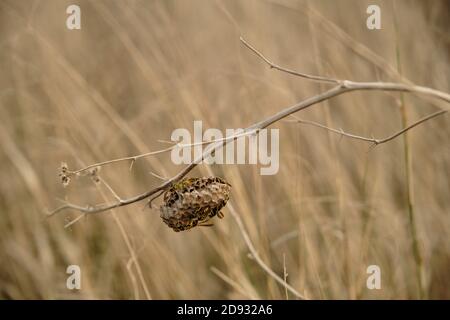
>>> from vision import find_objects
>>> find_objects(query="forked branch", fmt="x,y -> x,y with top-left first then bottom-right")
239,37 -> 450,105
286,110 -> 447,146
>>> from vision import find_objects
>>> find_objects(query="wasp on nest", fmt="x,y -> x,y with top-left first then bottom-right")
159,177 -> 231,232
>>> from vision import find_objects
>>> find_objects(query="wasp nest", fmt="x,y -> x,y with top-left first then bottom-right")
160,177 -> 232,232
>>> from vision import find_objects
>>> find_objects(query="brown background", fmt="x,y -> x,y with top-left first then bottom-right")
0,0 -> 449,299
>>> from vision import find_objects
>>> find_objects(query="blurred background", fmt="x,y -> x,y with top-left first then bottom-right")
0,0 -> 449,299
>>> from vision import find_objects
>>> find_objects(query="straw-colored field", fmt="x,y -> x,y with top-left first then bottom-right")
0,0 -> 449,299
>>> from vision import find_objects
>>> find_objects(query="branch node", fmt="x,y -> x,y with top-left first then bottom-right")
341,80 -> 351,88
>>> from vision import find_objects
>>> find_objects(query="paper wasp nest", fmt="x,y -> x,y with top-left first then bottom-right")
160,177 -> 232,232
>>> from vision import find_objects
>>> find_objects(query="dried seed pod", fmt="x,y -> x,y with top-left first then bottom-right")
58,162 -> 71,187
160,177 -> 231,232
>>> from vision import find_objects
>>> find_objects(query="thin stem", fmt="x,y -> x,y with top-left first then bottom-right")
393,8 -> 427,298
149,171 -> 168,181
98,177 -> 123,202
240,37 -> 450,105
64,213 -> 86,229
68,145 -> 175,176
240,36 -> 341,84
110,210 -> 153,300
66,129 -> 258,176
286,110 -> 446,146
227,203 -> 307,300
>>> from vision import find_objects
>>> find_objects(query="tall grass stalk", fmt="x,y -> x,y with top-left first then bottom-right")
394,6 -> 426,299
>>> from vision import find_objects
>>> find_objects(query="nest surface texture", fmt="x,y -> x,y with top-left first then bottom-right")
160,177 -> 232,232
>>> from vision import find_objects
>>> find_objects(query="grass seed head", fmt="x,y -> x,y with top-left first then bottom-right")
58,162 -> 71,187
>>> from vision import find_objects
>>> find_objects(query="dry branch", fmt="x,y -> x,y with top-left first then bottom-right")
285,110 -> 447,146
48,37 -> 450,217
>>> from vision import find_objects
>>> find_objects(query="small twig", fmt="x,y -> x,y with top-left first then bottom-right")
98,177 -> 124,203
48,203 -> 96,216
68,145 -> 176,176
64,213 -> 86,229
240,37 -> 450,106
240,36 -> 341,84
149,171 -> 168,181
64,129 -> 258,177
129,159 -> 136,171
145,189 -> 165,210
157,139 -> 178,144
286,109 -> 447,146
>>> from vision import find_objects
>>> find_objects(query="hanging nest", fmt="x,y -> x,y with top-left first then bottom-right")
159,177 -> 232,232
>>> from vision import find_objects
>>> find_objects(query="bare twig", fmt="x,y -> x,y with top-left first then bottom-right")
240,37 -> 450,106
149,171 -> 168,181
64,129 -> 258,178
98,176 -> 123,202
48,37 -> 450,217
146,189 -> 165,209
286,110 -> 447,146
67,145 -> 176,177
64,213 -> 86,229
240,36 -> 341,84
